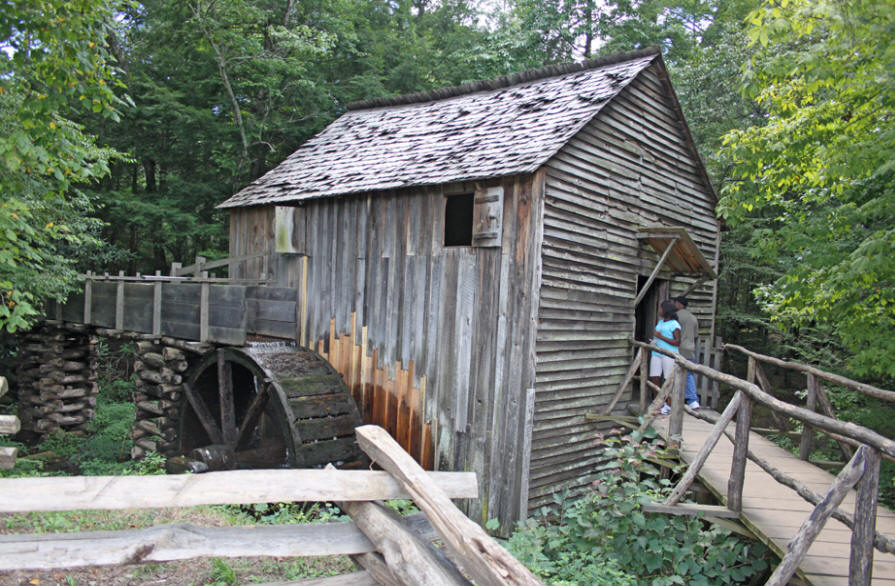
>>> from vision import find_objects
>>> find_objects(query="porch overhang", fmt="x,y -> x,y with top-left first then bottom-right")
633,226 -> 716,307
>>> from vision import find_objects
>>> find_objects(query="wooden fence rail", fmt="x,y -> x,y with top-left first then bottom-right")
0,425 -> 543,586
622,339 -> 894,586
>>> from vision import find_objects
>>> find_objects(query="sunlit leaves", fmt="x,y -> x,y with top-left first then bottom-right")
717,0 -> 895,379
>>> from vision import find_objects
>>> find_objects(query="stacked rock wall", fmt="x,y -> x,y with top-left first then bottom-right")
131,337 -> 210,459
16,323 -> 98,437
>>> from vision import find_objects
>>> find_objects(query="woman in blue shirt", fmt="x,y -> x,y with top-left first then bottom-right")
650,300 -> 681,414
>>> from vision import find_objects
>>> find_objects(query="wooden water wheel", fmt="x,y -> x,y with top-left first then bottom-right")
174,344 -> 364,471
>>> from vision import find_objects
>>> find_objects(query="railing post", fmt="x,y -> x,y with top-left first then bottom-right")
728,394 -> 752,513
639,348 -> 649,414
152,270 -> 162,337
711,337 -> 722,408
83,271 -> 93,324
669,364 -> 685,445
115,270 -> 125,330
851,446 -> 880,585
200,272 -> 209,343
799,373 -> 818,460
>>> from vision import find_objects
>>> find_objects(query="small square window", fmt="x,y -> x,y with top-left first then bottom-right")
444,193 -> 474,247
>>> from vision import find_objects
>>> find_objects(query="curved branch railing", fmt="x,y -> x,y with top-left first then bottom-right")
624,339 -> 894,586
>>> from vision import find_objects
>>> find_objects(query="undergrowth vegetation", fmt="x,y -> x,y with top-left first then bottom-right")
505,429 -> 772,585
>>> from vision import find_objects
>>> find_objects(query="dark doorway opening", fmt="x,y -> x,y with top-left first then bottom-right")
634,276 -> 669,344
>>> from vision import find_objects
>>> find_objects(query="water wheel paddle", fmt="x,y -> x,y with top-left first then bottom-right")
174,343 -> 364,471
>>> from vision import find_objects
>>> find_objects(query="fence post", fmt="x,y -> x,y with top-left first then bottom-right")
199,272 -> 209,343
728,394 -> 752,513
115,270 -> 125,330
83,271 -> 93,324
711,337 -> 722,408
639,348 -> 649,414
669,365 -> 685,446
799,373 -> 818,460
152,270 -> 162,337
850,446 -> 880,585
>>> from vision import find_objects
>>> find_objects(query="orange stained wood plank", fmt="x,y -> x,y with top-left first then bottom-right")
655,412 -> 895,585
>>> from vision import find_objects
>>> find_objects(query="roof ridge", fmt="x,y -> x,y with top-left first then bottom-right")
346,46 -> 661,111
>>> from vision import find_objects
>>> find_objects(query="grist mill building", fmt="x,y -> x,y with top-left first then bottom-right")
218,47 -> 719,529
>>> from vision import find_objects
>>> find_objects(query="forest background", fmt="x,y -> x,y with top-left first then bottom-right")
2,0 -> 893,389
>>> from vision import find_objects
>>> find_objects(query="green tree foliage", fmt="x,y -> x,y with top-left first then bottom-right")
717,0 -> 895,379
0,0 -> 125,331
87,0 -> 508,273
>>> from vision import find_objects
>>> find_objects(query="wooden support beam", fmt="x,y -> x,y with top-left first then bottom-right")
218,352 -> 236,445
633,236 -> 679,307
851,447 -> 880,584
728,394 -> 751,513
354,425 -> 543,586
636,373 -> 675,435
642,502 -> 740,519
337,498 -> 470,585
152,271 -> 162,337
814,379 -> 854,460
603,348 -> 642,416
766,446 -> 868,586
199,277 -> 209,342
639,347 -> 649,414
83,271 -> 93,324
115,270 -> 125,330
668,365 -> 686,444
182,382 -> 223,445
664,391 -> 742,506
799,373 -> 818,460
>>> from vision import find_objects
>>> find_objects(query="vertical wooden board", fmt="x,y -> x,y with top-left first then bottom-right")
61,291 -> 85,323
501,174 -> 541,524
421,253 -> 444,401
488,177 -> 517,511
389,195 -> 404,362
435,251 -> 459,469
466,250 -> 500,519
400,256 -> 423,368
353,197 -> 368,335
122,283 -> 155,333
452,251 -> 476,439
306,204 -> 324,343
90,282 -> 117,328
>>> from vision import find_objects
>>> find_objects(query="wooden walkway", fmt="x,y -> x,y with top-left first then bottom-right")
658,411 -> 895,585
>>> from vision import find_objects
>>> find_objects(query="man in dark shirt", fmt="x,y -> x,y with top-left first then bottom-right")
674,296 -> 700,409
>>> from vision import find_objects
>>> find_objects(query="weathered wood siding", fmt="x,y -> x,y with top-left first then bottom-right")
229,172 -> 546,532
529,62 -> 720,511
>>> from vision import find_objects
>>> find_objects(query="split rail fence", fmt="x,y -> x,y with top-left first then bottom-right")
603,340 -> 895,585
0,425 -> 542,586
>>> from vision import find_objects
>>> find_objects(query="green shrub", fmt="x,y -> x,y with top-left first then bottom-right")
505,432 -> 771,585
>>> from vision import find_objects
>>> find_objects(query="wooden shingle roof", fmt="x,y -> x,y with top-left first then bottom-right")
219,49 -> 660,208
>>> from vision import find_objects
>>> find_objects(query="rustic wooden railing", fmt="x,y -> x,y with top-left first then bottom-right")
44,253 -> 310,346
0,425 -> 542,586
725,344 -> 895,463
617,340 -> 895,586
0,376 -> 18,469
